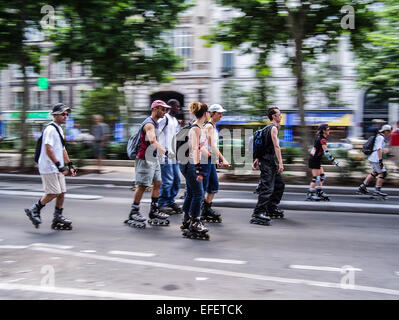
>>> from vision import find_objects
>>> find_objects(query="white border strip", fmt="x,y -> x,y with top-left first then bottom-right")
108,250 -> 156,258
195,258 -> 247,265
290,265 -> 362,272
31,247 -> 399,297
0,283 -> 195,300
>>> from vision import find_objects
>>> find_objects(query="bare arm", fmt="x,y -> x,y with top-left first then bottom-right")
271,126 -> 284,173
144,123 -> 166,155
206,124 -> 229,166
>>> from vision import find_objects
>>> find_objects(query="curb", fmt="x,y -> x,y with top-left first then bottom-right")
197,199 -> 399,215
1,173 -> 399,196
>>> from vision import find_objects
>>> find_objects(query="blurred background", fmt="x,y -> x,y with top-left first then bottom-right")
0,0 -> 398,174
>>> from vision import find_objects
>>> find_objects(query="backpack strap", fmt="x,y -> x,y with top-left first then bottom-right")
48,123 -> 65,146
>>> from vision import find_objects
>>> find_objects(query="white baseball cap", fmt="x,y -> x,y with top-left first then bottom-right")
209,104 -> 227,113
379,124 -> 392,132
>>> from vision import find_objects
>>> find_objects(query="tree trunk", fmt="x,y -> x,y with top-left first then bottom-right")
18,62 -> 30,170
289,8 -> 311,180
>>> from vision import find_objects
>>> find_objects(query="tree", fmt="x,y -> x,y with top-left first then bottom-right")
356,0 -> 399,102
50,0 -> 192,86
77,87 -> 125,131
0,1 -> 49,169
206,0 -> 376,165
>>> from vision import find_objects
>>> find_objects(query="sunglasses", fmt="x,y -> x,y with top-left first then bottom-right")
59,113 -> 69,117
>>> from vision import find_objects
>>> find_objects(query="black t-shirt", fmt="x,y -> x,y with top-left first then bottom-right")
309,135 -> 327,160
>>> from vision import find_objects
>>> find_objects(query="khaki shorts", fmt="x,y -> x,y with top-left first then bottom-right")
135,158 -> 161,187
41,173 -> 67,194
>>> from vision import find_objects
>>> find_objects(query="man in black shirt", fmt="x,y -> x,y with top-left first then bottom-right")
251,107 -> 285,225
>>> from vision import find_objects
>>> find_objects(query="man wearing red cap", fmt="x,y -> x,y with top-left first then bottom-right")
124,100 -> 173,228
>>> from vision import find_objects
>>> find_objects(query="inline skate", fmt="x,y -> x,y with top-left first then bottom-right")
306,189 -> 322,201
24,203 -> 42,229
182,217 -> 210,240
267,207 -> 285,219
180,213 -> 191,231
124,206 -> 146,229
51,208 -> 73,230
159,202 -> 183,215
316,188 -> 330,201
249,212 -> 271,226
371,190 -> 388,201
200,201 -> 222,223
148,203 -> 170,226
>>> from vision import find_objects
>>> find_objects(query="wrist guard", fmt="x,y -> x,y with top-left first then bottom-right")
195,163 -> 204,176
67,161 -> 77,173
55,161 -> 68,173
323,150 -> 333,161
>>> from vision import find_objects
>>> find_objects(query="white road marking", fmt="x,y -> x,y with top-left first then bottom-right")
7,278 -> 26,283
3,261 -> 16,264
108,250 -> 156,258
0,190 -> 102,200
0,245 -> 29,249
290,265 -> 363,272
30,243 -> 74,250
196,277 -> 209,281
80,250 -> 96,253
30,247 -> 399,297
195,258 -> 247,265
0,283 -> 195,300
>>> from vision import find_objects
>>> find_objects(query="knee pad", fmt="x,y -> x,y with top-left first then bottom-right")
379,171 -> 387,179
320,173 -> 326,184
311,176 -> 317,183
315,176 -> 321,185
371,172 -> 378,178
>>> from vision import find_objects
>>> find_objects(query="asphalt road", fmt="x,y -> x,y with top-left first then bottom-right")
0,181 -> 399,300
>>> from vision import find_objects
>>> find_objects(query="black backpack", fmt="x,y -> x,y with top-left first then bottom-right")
252,124 -> 274,159
34,123 -> 65,163
362,134 -> 377,156
172,123 -> 200,163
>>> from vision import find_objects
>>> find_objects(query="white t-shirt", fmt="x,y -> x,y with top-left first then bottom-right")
38,122 -> 65,174
204,122 -> 219,155
158,113 -> 180,152
368,134 -> 385,163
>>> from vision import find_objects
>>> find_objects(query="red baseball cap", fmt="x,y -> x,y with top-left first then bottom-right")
151,100 -> 171,109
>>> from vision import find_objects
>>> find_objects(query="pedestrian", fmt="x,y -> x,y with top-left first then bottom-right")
366,119 -> 385,139
180,102 -> 210,240
124,100 -> 172,229
91,114 -> 110,173
200,104 -> 230,223
306,124 -> 340,201
158,99 -> 183,215
389,121 -> 399,172
358,124 -> 392,199
24,103 -> 77,230
251,107 -> 285,225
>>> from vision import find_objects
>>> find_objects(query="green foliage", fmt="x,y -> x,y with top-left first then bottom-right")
356,0 -> 399,102
49,0 -> 192,85
77,87 -> 124,130
282,147 -> 301,164
106,142 -> 129,160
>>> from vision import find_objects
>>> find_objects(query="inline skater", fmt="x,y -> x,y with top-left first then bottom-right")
179,102 -> 210,240
358,124 -> 392,199
200,104 -> 230,223
24,103 -> 77,230
124,100 -> 172,228
251,107 -> 285,224
306,124 -> 339,201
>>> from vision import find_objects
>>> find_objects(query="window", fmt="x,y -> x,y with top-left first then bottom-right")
163,28 -> 193,71
13,92 -> 24,109
32,91 -> 45,109
222,52 -> 234,76
54,61 -> 67,78
53,90 -> 65,103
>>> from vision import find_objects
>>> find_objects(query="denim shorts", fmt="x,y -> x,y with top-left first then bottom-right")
135,158 -> 161,187
202,162 -> 219,194
370,161 -> 387,174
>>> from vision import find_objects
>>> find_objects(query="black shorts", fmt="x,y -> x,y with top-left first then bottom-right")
308,157 -> 322,169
